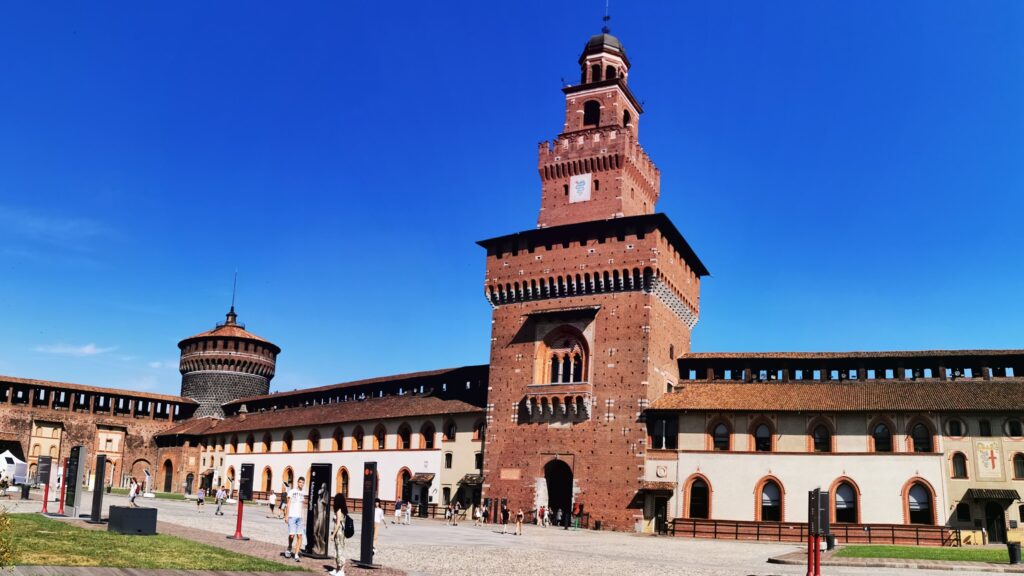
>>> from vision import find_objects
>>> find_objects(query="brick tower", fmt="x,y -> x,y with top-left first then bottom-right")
478,29 -> 709,530
178,307 -> 280,418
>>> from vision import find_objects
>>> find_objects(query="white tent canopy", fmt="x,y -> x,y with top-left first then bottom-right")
0,450 -> 27,484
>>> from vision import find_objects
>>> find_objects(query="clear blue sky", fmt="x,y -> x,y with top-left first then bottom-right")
1,1 -> 1021,396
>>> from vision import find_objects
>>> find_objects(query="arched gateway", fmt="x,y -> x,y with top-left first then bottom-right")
544,459 -> 573,525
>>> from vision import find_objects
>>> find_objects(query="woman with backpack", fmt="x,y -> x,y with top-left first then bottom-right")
329,491 -> 352,576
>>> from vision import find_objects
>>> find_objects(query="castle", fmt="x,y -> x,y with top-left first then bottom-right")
2,28 -> 1022,544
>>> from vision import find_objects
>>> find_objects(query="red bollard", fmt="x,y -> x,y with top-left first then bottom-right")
41,482 -> 49,514
806,532 -> 814,576
813,535 -> 822,576
56,458 -> 68,516
226,498 -> 249,541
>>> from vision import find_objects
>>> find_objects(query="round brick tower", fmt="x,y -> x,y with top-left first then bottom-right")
178,307 -> 280,418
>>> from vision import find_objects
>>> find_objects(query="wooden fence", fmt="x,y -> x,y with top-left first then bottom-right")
670,518 -> 959,547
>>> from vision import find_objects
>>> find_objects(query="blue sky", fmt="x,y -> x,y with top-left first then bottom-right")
0,1 -> 1021,396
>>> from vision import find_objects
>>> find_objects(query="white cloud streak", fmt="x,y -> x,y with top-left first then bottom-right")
35,343 -> 118,357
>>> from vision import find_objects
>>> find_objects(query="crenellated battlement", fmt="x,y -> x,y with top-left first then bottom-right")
537,127 -> 659,191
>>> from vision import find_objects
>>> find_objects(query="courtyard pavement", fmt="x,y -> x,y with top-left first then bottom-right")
4,494 -> 996,575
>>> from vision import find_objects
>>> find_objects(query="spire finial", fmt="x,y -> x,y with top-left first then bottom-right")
602,0 -> 611,34
226,270 -> 238,325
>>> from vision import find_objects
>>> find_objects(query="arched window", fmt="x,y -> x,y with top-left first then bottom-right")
1014,454 -> 1024,479
834,482 -> 858,523
420,422 -> 435,450
337,468 -> 349,496
951,453 -> 968,479
228,435 -> 237,454
444,420 -> 457,441
590,65 -> 601,83
332,427 -> 344,451
583,100 -> 601,127
686,476 -> 710,519
31,444 -> 40,456
753,423 -> 772,452
605,65 -> 616,80
711,422 -> 731,451
623,109 -> 632,127
812,425 -> 832,453
282,431 -> 293,453
472,420 -> 486,442
907,482 -> 933,525
308,429 -> 321,452
872,423 -> 893,452
284,467 -> 294,488
911,423 -> 932,452
758,480 -> 783,522
352,426 -> 364,451
542,327 -> 589,384
262,467 -> 273,492
48,446 -> 57,457
244,434 -> 254,454
444,452 -> 453,469
261,433 -> 271,453
373,424 -> 387,450
397,423 -> 412,450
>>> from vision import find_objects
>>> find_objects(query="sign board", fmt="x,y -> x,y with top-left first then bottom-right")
65,445 -> 88,516
238,464 -> 254,501
358,462 -> 378,567
89,455 -> 106,522
37,456 -> 52,485
303,463 -> 332,559
568,173 -> 592,203
807,488 -> 830,536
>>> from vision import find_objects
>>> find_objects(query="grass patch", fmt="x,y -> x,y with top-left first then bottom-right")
107,488 -> 185,501
836,544 -> 1011,564
10,514 -> 303,571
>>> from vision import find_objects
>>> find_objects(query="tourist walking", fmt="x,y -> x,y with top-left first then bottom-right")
373,499 -> 387,554
215,486 -> 226,515
329,492 -> 350,576
128,478 -> 139,508
196,487 -> 205,511
500,503 -> 510,534
555,507 -> 562,528
452,501 -> 461,526
481,502 -> 489,524
445,503 -> 453,526
472,504 -> 482,526
393,500 -> 402,525
284,476 -> 305,562
268,490 -> 277,517
515,507 -> 524,535
403,500 -> 412,525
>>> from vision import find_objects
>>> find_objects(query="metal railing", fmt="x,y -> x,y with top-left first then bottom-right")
669,518 -> 958,547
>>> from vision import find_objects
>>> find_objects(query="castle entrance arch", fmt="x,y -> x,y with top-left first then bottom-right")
162,460 -> 173,492
544,459 -> 573,526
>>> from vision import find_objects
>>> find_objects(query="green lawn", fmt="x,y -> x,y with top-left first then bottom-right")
10,514 -> 303,571
107,488 -> 185,500
835,544 -> 1011,564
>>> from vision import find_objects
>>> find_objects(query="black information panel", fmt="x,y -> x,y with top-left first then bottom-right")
359,462 -> 378,566
89,455 -> 107,522
303,463 -> 332,559
37,456 -> 52,484
238,463 -> 254,501
65,446 -> 85,510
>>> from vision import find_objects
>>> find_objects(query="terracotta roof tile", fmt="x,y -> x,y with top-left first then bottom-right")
225,365 -> 487,406
156,394 -> 482,437
650,379 -> 1024,412
0,374 -> 196,404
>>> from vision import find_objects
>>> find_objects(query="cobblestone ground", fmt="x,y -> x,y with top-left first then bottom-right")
7,495 -> 985,576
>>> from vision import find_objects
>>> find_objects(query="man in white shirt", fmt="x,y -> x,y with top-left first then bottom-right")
283,477 -> 306,562
373,498 -> 387,553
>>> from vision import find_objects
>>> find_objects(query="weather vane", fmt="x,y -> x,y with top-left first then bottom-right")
603,0 -> 611,33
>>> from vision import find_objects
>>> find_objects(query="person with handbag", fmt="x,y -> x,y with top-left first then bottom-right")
329,492 -> 352,576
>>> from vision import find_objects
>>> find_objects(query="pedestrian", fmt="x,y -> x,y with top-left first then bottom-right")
500,503 -> 510,534
268,490 -> 278,518
481,503 -> 489,524
196,487 -> 205,511
373,499 -> 387,554
403,500 -> 412,525
128,478 -> 139,508
555,507 -> 562,528
393,500 -> 402,525
329,491 -> 350,576
445,503 -> 452,526
472,504 -> 481,526
215,485 -> 227,515
515,507 -> 524,535
538,505 -> 545,527
283,476 -> 305,563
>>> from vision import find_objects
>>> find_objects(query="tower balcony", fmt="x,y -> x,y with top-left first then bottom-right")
519,386 -> 592,423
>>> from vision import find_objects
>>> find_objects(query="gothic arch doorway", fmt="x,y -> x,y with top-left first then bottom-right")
544,459 -> 573,526
184,473 -> 194,495
986,502 -> 1007,543
162,460 -> 173,492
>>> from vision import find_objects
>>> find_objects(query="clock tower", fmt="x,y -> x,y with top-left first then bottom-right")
478,30 -> 709,530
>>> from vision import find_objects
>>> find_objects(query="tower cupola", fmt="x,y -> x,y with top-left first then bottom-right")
579,31 -> 630,85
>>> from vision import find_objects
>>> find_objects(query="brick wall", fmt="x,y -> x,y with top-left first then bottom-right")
181,372 -> 269,418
